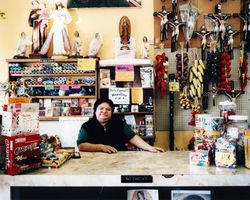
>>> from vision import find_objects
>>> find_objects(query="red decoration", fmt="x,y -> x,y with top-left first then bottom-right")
155,53 -> 168,97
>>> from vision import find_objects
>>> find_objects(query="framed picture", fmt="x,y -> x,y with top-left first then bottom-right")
127,189 -> 158,200
68,0 -> 142,8
171,190 -> 211,200
131,104 -> 139,112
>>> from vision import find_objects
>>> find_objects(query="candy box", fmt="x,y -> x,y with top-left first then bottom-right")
0,135 -> 5,171
215,137 -> 237,168
2,111 -> 39,136
190,150 -> 210,166
5,134 -> 41,175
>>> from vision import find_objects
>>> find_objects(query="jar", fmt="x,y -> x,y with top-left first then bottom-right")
219,101 -> 236,123
227,115 -> 248,165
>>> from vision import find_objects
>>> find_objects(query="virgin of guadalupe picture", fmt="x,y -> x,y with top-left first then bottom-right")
119,16 -> 131,50
68,0 -> 142,8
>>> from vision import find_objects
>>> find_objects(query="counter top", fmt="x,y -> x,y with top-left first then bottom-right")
0,151 -> 250,200
32,151 -> 250,175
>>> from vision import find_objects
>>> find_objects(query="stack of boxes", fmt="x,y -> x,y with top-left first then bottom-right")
2,103 -> 41,175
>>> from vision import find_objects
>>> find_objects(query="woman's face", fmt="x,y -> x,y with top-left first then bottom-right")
95,102 -> 112,124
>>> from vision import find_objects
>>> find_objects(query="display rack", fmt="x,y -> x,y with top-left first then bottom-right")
98,59 -> 155,145
7,58 -> 97,121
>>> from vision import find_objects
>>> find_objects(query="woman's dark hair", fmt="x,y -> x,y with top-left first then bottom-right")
93,98 -> 114,113
137,191 -> 146,200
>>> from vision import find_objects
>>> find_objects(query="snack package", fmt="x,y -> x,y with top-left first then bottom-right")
215,137 -> 237,168
190,150 -> 210,166
5,133 -> 41,175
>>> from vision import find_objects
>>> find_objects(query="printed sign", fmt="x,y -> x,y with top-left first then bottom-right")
109,88 -> 130,104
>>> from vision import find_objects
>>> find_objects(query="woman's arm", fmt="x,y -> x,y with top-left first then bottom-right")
129,135 -> 165,153
78,143 -> 118,153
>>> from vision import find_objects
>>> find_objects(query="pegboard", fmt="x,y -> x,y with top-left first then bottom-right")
155,48 -> 250,131
153,0 -> 246,49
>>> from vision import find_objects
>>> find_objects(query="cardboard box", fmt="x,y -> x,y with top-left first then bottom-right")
190,150 -> 210,166
5,134 -> 41,175
2,111 -> 39,136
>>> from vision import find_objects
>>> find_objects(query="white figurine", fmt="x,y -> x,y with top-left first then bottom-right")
14,32 -> 32,58
40,1 -> 72,56
140,36 -> 150,59
88,33 -> 102,58
71,30 -> 83,58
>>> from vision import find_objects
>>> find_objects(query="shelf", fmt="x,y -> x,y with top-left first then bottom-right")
6,58 -> 78,63
99,59 -> 152,67
10,73 -> 95,77
39,115 -> 91,121
31,95 -> 96,99
113,112 -> 153,115
100,87 -> 154,89
29,84 -> 96,87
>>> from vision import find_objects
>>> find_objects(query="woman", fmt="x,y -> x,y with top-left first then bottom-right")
40,1 -> 72,56
77,99 -> 164,153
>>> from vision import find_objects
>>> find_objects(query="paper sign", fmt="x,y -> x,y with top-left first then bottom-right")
115,65 -> 134,81
9,97 -> 30,104
60,85 -> 69,91
71,84 -> 81,89
131,87 -> 143,104
59,117 -> 89,148
77,58 -> 96,71
169,82 -> 180,92
109,88 -> 130,104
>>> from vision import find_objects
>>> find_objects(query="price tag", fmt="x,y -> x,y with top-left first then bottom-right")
60,85 -> 69,91
45,85 -> 54,90
72,84 -> 81,89
216,152 -> 235,166
40,58 -> 54,63
169,82 -> 179,92
77,58 -> 96,71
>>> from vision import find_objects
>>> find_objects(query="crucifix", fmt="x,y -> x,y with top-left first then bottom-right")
225,25 -> 240,59
195,25 -> 212,60
168,16 -> 185,52
154,6 -> 171,41
208,4 -> 231,52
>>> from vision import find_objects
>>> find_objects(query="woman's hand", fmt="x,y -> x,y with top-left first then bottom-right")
99,144 -> 118,154
147,146 -> 165,153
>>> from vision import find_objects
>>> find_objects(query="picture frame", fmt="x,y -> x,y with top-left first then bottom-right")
67,0 -> 142,8
171,190 -> 211,200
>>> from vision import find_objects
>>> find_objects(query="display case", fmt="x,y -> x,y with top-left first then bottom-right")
98,59 -> 155,145
7,58 -> 97,121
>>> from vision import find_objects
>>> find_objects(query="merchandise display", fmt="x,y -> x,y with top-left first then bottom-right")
7,59 -> 97,120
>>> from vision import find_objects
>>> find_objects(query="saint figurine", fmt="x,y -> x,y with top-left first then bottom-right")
71,31 -> 83,58
28,0 -> 48,56
87,33 -> 103,58
40,1 -> 72,57
14,32 -> 32,58
140,36 -> 150,59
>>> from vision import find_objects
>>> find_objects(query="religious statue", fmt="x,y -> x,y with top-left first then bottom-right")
119,16 -> 131,50
28,0 -> 49,57
140,36 -> 150,59
14,32 -> 32,58
39,1 -> 72,58
71,30 -> 83,58
87,33 -> 103,58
